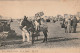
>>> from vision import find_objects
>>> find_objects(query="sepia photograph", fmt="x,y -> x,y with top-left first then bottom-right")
0,0 -> 80,53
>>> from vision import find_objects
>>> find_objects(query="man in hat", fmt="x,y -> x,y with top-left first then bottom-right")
72,16 -> 77,33
21,16 -> 31,42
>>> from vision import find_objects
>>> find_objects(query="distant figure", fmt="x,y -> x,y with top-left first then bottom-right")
70,17 -> 73,33
72,16 -> 77,33
64,19 -> 68,33
67,18 -> 71,33
11,19 -> 13,22
53,19 -> 55,23
63,18 -> 65,24
3,22 -> 8,31
61,18 -> 65,28
0,22 -> 3,32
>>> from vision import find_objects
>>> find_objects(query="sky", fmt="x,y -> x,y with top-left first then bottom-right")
0,0 -> 80,19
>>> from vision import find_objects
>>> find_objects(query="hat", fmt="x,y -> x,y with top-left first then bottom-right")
24,16 -> 28,18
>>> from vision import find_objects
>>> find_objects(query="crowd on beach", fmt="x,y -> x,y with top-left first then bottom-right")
61,15 -> 78,33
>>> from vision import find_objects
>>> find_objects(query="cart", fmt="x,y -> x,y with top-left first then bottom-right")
0,19 -> 10,46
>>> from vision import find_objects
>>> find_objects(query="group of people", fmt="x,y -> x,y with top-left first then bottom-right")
0,20 -> 11,32
62,15 -> 78,33
20,16 -> 48,44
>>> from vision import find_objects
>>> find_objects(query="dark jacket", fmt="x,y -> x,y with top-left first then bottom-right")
21,17 -> 31,28
72,17 -> 77,27
71,20 -> 73,26
21,17 -> 35,32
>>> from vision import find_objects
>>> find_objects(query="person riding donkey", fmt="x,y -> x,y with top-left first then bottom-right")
33,18 -> 40,41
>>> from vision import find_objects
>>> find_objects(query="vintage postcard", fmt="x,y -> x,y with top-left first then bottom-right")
0,0 -> 80,53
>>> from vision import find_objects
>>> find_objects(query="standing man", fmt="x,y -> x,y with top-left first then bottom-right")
70,16 -> 73,33
64,18 -> 68,33
21,16 -> 31,42
63,18 -> 65,24
72,16 -> 77,33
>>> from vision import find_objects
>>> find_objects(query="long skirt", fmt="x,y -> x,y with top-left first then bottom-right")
67,25 -> 71,33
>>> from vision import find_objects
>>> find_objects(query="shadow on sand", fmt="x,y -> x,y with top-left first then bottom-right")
34,37 -> 79,43
48,37 -> 78,42
0,37 -> 79,49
